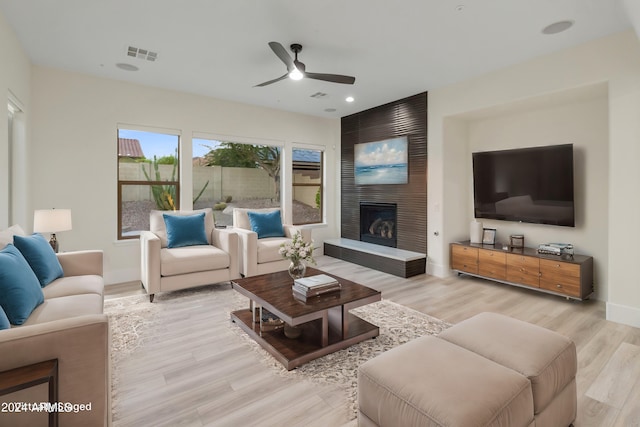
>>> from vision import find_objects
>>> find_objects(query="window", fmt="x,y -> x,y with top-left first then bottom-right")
192,137 -> 281,227
117,128 -> 180,239
292,148 -> 323,225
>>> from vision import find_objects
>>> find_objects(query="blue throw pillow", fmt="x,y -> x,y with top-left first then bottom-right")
163,212 -> 209,248
0,244 -> 45,325
248,210 -> 285,239
0,305 -> 10,330
13,233 -> 64,287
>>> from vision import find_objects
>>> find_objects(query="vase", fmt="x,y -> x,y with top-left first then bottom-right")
284,323 -> 302,339
288,260 -> 306,280
470,220 -> 483,244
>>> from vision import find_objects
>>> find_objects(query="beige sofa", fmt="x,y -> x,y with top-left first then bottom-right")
232,208 -> 312,277
140,208 -> 239,302
0,236 -> 109,427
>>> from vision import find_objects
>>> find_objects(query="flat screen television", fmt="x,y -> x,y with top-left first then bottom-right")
472,144 -> 575,227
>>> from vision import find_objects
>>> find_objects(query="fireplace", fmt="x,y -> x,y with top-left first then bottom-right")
360,202 -> 397,248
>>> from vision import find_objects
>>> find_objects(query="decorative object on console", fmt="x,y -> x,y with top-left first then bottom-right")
470,220 -> 483,244
279,231 -> 315,280
538,243 -> 574,257
482,228 -> 496,245
33,208 -> 72,253
510,234 -> 525,248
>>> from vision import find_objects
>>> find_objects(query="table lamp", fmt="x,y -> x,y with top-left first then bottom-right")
33,209 -> 72,253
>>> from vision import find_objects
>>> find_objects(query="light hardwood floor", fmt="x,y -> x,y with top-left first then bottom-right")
106,255 -> 640,426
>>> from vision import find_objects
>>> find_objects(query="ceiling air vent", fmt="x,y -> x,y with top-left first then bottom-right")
310,92 -> 327,99
127,46 -> 158,62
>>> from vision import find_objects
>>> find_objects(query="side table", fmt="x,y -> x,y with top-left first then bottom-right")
0,359 -> 58,427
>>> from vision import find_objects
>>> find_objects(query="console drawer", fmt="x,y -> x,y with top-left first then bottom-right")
451,245 -> 478,274
478,249 -> 506,280
506,254 -> 539,288
539,260 -> 581,297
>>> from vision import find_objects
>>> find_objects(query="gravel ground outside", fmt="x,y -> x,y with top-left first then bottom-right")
122,199 -> 320,234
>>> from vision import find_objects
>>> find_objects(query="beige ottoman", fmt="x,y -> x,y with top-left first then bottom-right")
358,335 -> 534,427
439,312 -> 577,427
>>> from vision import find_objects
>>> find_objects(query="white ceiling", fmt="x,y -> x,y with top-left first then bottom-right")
0,0 -> 633,118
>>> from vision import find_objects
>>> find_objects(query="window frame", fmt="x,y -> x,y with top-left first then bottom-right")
291,146 -> 324,226
117,125 -> 181,240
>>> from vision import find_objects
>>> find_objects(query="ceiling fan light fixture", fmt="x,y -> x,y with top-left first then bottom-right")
289,68 -> 304,80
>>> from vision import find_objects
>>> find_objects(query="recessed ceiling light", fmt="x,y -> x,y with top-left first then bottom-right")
542,20 -> 574,35
345,96 -> 354,103
116,63 -> 139,71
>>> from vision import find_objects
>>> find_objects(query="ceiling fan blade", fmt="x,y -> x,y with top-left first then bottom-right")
305,72 -> 356,85
254,73 -> 289,87
268,41 -> 294,70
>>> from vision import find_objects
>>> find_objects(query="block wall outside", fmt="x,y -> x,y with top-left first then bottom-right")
119,163 -> 276,203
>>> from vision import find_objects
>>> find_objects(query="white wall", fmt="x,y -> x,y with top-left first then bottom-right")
0,12 -> 31,229
463,95 -> 608,299
428,30 -> 640,327
29,67 -> 340,284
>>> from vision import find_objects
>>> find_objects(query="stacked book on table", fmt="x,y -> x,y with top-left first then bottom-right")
293,274 -> 341,302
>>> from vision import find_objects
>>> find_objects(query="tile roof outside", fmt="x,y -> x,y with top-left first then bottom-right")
118,138 -> 145,158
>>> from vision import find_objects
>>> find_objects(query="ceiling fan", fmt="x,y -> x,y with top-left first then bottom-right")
255,42 -> 356,87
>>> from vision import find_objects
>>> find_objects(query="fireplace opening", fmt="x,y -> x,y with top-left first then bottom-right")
360,202 -> 397,248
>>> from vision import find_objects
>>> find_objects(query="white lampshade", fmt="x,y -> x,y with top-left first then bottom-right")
33,209 -> 73,233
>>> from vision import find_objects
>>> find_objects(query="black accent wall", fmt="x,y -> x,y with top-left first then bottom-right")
340,92 -> 427,254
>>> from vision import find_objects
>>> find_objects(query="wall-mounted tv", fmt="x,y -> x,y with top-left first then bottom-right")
354,136 -> 408,185
472,144 -> 575,227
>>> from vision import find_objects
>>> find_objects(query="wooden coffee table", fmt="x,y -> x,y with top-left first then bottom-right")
231,267 -> 382,370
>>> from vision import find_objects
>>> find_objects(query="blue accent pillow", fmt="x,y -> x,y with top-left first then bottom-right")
0,244 -> 45,325
13,233 -> 64,287
248,210 -> 285,239
163,212 -> 209,248
0,305 -> 10,330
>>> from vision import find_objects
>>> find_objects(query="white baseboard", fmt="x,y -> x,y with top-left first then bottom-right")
427,260 -> 449,278
606,302 -> 640,328
104,268 -> 140,286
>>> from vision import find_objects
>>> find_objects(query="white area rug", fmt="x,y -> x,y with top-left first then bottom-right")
105,284 -> 450,421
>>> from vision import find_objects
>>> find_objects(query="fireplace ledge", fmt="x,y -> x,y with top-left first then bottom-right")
324,238 -> 426,278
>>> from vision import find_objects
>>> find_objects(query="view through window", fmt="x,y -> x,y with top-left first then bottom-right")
292,148 -> 323,224
192,138 -> 281,226
117,128 -> 180,239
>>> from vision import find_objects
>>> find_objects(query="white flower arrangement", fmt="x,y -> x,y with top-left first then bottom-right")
279,231 -> 315,264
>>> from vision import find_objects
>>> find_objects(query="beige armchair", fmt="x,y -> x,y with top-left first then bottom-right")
232,208 -> 312,277
140,208 -> 239,302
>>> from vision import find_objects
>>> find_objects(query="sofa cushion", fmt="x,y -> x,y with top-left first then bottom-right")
0,244 -> 45,325
160,245 -> 230,277
0,224 -> 26,250
42,275 -> 104,299
233,207 -> 281,231
438,312 -> 577,414
19,293 -> 104,326
0,305 -> 9,330
13,233 -> 64,286
163,212 -> 209,248
358,335 -> 534,427
257,237 -> 290,264
150,208 -> 214,248
248,210 -> 285,239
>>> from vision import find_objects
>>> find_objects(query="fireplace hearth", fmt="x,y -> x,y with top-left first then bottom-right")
360,202 -> 397,248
